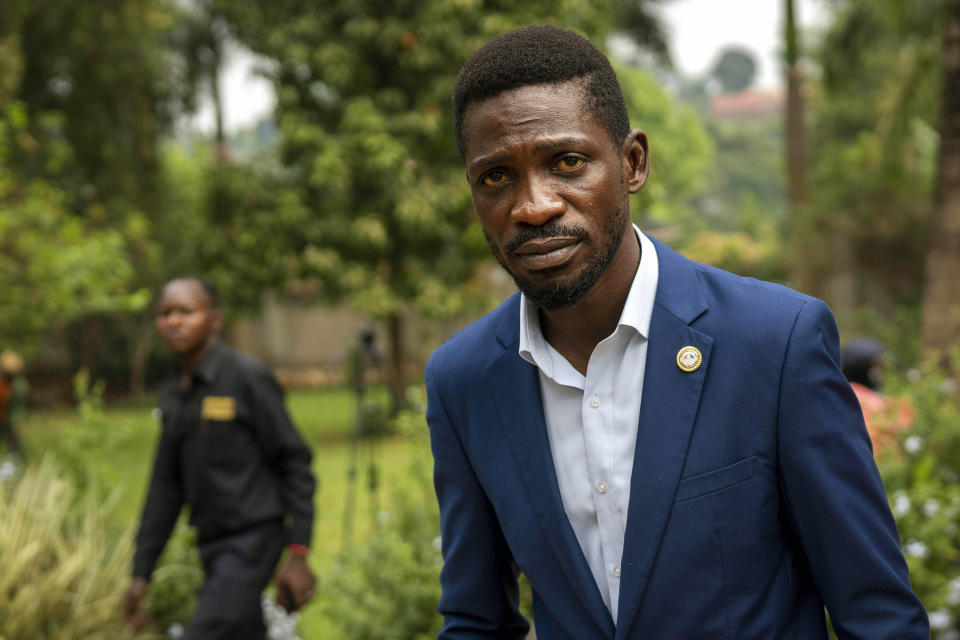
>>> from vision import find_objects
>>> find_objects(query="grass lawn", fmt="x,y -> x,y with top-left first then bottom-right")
19,386 -> 436,638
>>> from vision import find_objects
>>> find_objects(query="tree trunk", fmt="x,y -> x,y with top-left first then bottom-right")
784,0 -> 811,293
827,225 -> 857,331
385,312 -> 406,414
921,0 -> 960,355
127,313 -> 154,398
211,45 -> 228,165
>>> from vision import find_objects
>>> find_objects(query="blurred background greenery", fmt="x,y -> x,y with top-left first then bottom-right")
1,0 -> 959,637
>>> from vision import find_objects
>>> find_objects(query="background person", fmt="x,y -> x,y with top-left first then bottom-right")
0,350 -> 28,460
842,336 -> 913,455
122,276 -> 317,638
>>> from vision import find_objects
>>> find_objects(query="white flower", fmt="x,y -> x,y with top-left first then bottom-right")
947,577 -> 960,605
904,539 -> 930,559
433,535 -> 443,551
892,492 -> 911,518
940,378 -> 957,395
925,499 -> 941,517
907,368 -> 922,383
929,609 -> 953,630
167,623 -> 185,639
904,436 -> 924,454
263,593 -> 301,640
0,460 -> 16,480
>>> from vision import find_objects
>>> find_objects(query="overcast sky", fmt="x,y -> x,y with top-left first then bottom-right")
190,0 -> 829,133
661,0 -> 827,88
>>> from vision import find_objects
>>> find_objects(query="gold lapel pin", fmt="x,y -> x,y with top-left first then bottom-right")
676,346 -> 702,372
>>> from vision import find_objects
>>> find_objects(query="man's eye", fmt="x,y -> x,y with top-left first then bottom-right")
482,170 -> 508,186
556,155 -> 585,171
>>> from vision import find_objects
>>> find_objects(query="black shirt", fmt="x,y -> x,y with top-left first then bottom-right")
133,342 -> 316,579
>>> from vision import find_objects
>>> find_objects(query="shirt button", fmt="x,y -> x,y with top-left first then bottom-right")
589,395 -> 600,408
613,565 -> 621,577
596,481 -> 608,494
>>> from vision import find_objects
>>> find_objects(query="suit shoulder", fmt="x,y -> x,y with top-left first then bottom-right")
426,293 -> 518,383
683,260 -> 838,356
694,261 -> 820,323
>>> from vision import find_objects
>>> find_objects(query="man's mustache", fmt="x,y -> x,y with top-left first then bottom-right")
503,222 -> 590,254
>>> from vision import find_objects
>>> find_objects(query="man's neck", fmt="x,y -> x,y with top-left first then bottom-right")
178,338 -> 218,389
539,232 -> 641,375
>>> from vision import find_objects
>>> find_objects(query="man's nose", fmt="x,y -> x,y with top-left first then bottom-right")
510,174 -> 565,226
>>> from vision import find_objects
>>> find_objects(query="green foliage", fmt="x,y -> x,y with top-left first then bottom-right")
216,0 -> 617,322
616,63 -> 715,231
0,103 -> 147,348
43,370 -> 132,488
0,459 -> 148,639
323,457 -> 443,640
146,517 -> 203,633
878,354 -> 960,637
802,0 -> 942,314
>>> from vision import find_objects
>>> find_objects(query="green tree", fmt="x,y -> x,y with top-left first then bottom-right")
4,0 -> 179,389
0,11 -> 147,351
216,0 -> 619,403
711,46 -> 757,93
804,0 -> 941,336
616,62 -> 715,233
922,0 -> 960,354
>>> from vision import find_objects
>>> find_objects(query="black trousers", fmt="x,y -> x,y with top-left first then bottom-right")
185,520 -> 285,640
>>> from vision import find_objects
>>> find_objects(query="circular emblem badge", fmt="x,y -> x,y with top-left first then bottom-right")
676,346 -> 702,373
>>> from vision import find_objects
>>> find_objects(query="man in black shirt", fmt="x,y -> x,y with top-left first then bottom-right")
122,277 -> 317,638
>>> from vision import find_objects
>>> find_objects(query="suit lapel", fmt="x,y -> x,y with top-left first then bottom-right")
488,314 -> 615,637
615,237 -> 713,639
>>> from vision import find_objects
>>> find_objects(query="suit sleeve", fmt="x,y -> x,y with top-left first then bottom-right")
777,299 -> 929,638
426,363 -> 530,640
248,365 -> 316,548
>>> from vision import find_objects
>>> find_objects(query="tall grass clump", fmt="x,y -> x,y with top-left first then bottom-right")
0,458 -> 147,639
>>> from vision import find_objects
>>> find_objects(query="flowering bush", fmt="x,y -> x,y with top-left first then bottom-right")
879,356 -> 960,638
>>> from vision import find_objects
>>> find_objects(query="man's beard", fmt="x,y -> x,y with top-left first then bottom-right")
485,199 -> 630,311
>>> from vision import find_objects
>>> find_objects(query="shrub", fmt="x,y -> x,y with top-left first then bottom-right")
879,354 -> 960,639
0,458 -> 155,639
145,516 -> 203,633
323,452 -> 444,640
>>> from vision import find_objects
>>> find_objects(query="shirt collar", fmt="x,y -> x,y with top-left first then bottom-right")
187,340 -> 226,386
518,225 -> 659,372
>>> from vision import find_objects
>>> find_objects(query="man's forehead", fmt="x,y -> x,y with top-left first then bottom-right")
160,279 -> 209,305
461,82 -> 597,158
464,80 -> 587,122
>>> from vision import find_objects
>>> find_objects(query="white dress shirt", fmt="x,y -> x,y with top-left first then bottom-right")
518,227 -> 659,623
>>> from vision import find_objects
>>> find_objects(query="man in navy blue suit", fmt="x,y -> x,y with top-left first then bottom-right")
425,25 -> 928,639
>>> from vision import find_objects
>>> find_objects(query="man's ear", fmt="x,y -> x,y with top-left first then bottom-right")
621,129 -> 649,194
211,309 -> 224,333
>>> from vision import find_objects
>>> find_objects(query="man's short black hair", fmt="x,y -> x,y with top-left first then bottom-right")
453,25 -> 630,157
166,276 -> 220,309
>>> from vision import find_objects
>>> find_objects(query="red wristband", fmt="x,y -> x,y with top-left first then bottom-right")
287,544 -> 309,557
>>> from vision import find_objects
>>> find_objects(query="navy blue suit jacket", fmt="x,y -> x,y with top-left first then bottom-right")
425,236 -> 928,639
